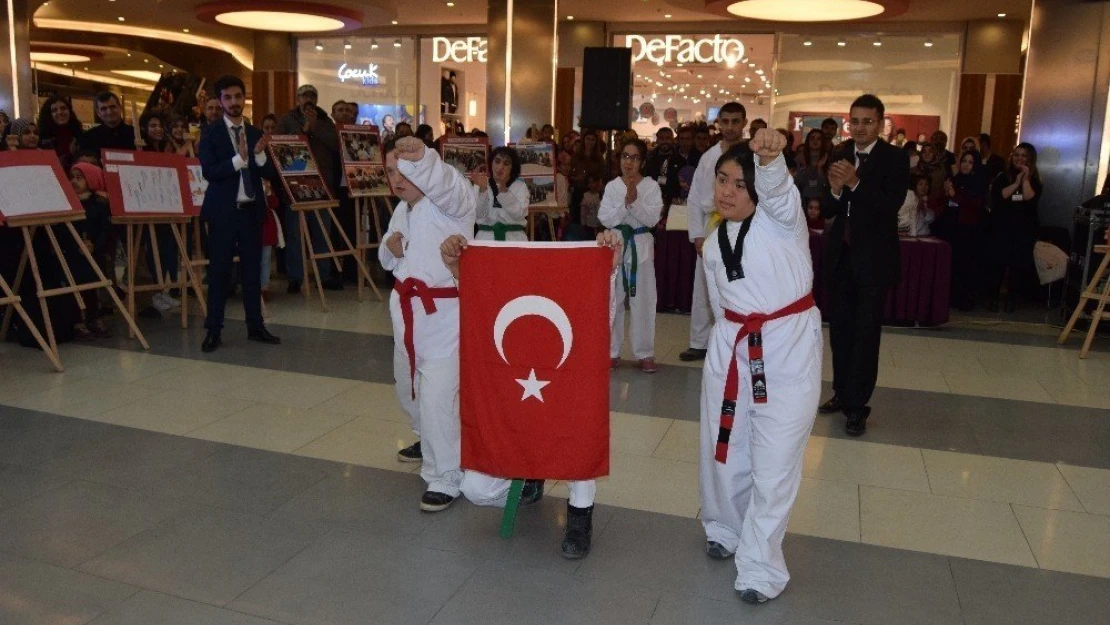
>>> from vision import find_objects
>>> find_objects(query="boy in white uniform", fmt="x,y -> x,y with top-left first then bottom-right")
699,130 -> 822,604
378,136 -> 477,512
681,102 -> 747,362
474,146 -> 530,242
441,232 -> 623,559
599,138 -> 663,372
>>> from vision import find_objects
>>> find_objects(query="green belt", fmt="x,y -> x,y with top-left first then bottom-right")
614,225 -> 652,297
477,223 -> 526,241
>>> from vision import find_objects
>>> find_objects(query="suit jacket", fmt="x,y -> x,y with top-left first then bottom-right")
821,138 -> 910,287
198,119 -> 275,226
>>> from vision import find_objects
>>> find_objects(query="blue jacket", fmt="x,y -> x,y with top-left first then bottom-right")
198,119 -> 275,225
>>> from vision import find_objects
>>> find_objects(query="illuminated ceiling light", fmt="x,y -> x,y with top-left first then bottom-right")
117,16 -> 125,21
30,52 -> 91,63
344,38 -> 352,49
158,64 -> 164,68
873,38 -> 882,47
182,28 -> 190,33
34,18 -> 255,69
127,52 -> 132,57
727,0 -> 884,22
837,39 -> 847,47
727,74 -> 734,79
664,14 -> 672,18
744,77 -> 751,82
567,15 -> 574,20
391,19 -> 398,24
697,74 -> 703,78
196,1 -> 363,32
370,38 -> 378,49
748,62 -> 755,67
755,68 -> 764,75
446,1 -> 455,6
112,69 -> 164,82
998,13 -> 1006,18
803,39 -> 813,46
143,58 -> 149,63
757,89 -> 764,94
314,40 -> 324,51
393,38 -> 402,47
924,38 -> 933,47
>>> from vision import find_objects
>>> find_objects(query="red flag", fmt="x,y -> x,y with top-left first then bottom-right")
460,242 -> 611,481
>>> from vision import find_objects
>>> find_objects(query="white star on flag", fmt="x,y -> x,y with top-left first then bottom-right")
515,369 -> 551,402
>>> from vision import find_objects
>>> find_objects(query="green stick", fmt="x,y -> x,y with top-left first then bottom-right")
499,479 -> 525,539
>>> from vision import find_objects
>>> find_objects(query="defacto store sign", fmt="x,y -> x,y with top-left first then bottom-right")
625,34 -> 746,65
432,37 -> 488,63
338,63 -> 380,86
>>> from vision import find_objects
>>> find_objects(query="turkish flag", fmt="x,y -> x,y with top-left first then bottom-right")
460,241 -> 611,481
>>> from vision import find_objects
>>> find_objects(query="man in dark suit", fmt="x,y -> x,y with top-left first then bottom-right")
197,75 -> 281,353
819,94 -> 910,436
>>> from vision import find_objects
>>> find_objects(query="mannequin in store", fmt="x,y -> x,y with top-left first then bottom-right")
441,70 -> 459,115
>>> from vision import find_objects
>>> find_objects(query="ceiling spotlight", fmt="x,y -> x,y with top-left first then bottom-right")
391,20 -> 398,24
748,62 -> 755,67
803,39 -> 813,46
158,64 -> 164,68
744,77 -> 751,82
728,74 -> 734,79
370,38 -> 379,49
757,89 -> 764,94
924,38 -> 933,47
446,1 -> 455,6
567,15 -> 574,20
755,69 -> 764,75
315,40 -> 324,51
837,39 -> 847,47
697,74 -> 703,78
182,28 -> 190,33
998,13 -> 1006,18
117,16 -> 125,21
394,39 -> 402,47
873,38 -> 883,47
143,58 -> 149,63
664,14 -> 672,18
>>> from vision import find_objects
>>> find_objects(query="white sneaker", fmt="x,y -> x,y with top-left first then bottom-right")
151,292 -> 172,312
162,292 -> 181,308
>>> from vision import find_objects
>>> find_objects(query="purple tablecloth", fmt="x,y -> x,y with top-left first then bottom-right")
655,230 -> 697,313
810,231 -> 952,326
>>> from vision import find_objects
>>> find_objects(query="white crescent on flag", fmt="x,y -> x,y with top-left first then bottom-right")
493,295 -> 574,402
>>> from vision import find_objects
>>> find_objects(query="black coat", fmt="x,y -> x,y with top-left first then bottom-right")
821,139 -> 911,287
198,120 -> 275,226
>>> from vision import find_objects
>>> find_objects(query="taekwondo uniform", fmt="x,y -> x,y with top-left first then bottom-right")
685,141 -> 725,352
379,148 -> 477,499
475,179 -> 529,242
599,176 -> 663,361
699,153 -> 821,599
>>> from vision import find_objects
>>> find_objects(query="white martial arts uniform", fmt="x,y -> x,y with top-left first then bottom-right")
699,153 -> 822,599
686,142 -> 725,350
475,179 -> 530,242
599,176 -> 663,360
378,147 -> 477,498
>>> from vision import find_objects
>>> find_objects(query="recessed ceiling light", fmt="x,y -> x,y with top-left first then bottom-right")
873,38 -> 882,47
567,15 -> 574,20
446,1 -> 454,6
803,39 -> 813,46
837,39 -> 847,47
728,0 -> 884,22
208,10 -> 349,32
394,39 -> 402,47
664,14 -> 672,18
344,39 -> 352,49
117,16 -> 125,21
315,40 -> 324,51
126,53 -> 131,57
143,58 -> 149,63
727,74 -> 734,79
370,39 -> 379,49
30,52 -> 91,63
391,20 -> 398,24
182,28 -> 189,33
697,74 -> 703,78
924,38 -> 933,47
158,64 -> 164,68
998,13 -> 1006,18
744,77 -> 751,82
755,69 -> 764,75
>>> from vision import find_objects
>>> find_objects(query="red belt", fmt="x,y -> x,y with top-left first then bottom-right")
394,278 -> 459,399
715,293 -> 815,464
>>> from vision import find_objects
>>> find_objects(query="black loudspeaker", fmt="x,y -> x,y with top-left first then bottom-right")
581,47 -> 632,130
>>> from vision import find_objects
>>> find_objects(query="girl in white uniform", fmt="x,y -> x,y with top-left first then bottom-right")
699,130 -> 822,604
441,233 -> 624,560
474,147 -> 530,242
378,136 -> 477,513
599,138 -> 663,372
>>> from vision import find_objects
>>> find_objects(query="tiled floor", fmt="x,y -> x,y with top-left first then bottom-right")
1,286 -> 1109,624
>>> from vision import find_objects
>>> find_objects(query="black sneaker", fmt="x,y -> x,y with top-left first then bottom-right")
560,504 -> 593,559
705,541 -> 733,560
420,491 -> 455,512
678,348 -> 707,362
739,589 -> 769,604
520,479 -> 545,506
397,441 -> 422,463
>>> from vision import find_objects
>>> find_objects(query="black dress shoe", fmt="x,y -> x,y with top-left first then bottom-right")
520,479 -> 545,506
322,277 -> 344,291
247,327 -> 281,344
561,504 -> 594,559
845,407 -> 871,437
818,395 -> 843,414
201,333 -> 222,353
678,348 -> 708,362
287,280 -> 302,294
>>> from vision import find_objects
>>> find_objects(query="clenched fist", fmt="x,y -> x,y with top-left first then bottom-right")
440,234 -> 468,279
750,128 -> 786,165
394,136 -> 426,162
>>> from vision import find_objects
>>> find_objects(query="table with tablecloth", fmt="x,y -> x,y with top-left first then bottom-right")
810,230 -> 952,326
653,228 -> 952,325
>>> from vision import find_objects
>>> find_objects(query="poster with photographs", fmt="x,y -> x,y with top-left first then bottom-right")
268,135 -> 335,206
185,158 -> 207,210
338,125 -> 388,198
440,137 -> 489,180
510,141 -> 558,207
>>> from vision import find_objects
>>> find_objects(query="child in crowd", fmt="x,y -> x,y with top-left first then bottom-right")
898,175 -> 934,237
260,178 -> 283,313
68,162 -> 113,339
580,174 -> 603,233
804,197 -> 824,230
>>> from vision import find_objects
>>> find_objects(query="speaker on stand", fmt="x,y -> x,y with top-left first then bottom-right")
581,47 -> 633,131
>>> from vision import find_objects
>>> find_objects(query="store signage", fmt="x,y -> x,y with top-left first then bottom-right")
432,37 -> 487,63
337,63 -> 380,86
626,34 -> 746,65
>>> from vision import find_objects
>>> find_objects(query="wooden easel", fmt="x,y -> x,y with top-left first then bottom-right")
0,213 -> 149,365
0,272 -> 63,371
1058,244 -> 1110,358
182,215 -> 210,319
114,215 -> 207,337
293,199 -> 380,311
528,207 -> 565,241
353,195 -> 392,301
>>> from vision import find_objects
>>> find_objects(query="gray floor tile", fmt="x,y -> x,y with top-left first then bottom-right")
269,464 -> 438,541
142,446 -> 338,516
651,593 -> 855,625
575,509 -> 738,603
38,427 -> 231,490
228,530 -> 480,625
0,462 -> 72,511
951,557 -> 1110,625
0,408 -> 119,467
772,535 -> 964,625
610,364 -> 703,420
429,560 -> 660,625
0,551 -> 138,625
87,590 -> 283,625
0,480 -> 189,568
79,505 -> 324,606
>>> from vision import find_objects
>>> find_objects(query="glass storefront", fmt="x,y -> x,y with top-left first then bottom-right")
418,36 -> 488,136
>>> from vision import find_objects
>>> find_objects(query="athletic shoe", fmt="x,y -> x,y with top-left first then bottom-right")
420,491 -> 455,512
705,541 -> 733,560
397,441 -> 422,462
678,348 -> 707,361
639,358 -> 659,373
739,589 -> 769,604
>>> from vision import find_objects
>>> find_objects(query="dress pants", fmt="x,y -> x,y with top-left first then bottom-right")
205,206 -> 263,332
393,344 -> 463,498
462,472 -> 596,508
689,255 -> 713,349
828,247 -> 888,410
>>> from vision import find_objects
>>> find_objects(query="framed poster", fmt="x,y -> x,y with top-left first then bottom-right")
0,150 -> 85,224
101,150 -> 194,217
268,135 -> 335,206
510,141 -> 558,207
184,157 -> 207,210
440,137 -> 490,179
338,124 -> 389,198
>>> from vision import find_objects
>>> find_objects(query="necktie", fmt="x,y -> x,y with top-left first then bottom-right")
843,152 -> 868,244
857,151 -> 869,167
233,125 -> 255,201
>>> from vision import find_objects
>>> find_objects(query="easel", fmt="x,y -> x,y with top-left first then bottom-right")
0,213 -> 149,366
293,199 -> 381,311
528,207 -> 566,241
0,272 -> 63,371
114,215 -> 207,337
182,215 -> 210,319
1058,244 -> 1110,358
353,195 -> 393,301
